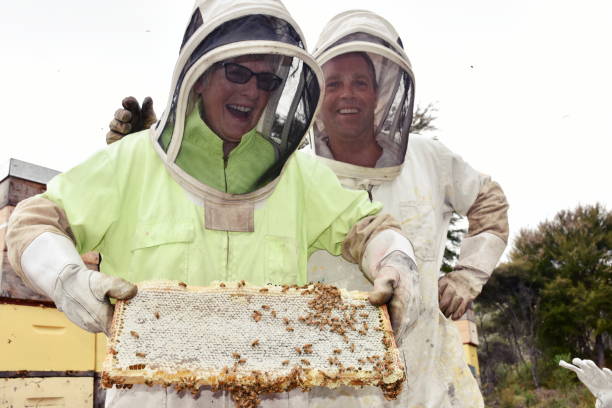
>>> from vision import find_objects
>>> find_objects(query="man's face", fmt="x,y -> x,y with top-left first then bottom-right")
196,56 -> 274,143
320,53 -> 377,141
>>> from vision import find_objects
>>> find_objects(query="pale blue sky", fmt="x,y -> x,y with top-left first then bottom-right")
1,0 -> 611,255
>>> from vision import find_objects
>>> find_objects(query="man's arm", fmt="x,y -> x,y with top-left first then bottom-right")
436,140 -> 509,319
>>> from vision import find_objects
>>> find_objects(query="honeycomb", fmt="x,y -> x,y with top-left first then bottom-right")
102,280 -> 405,407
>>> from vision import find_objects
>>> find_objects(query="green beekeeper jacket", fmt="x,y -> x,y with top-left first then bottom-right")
41,126 -> 382,286
160,103 -> 277,195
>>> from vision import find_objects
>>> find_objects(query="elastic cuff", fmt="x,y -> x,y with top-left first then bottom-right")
361,229 -> 416,280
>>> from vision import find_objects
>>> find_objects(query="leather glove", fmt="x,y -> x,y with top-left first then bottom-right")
559,358 -> 612,408
368,250 -> 420,343
438,267 -> 486,320
21,232 -> 137,335
106,96 -> 157,145
53,265 -> 137,335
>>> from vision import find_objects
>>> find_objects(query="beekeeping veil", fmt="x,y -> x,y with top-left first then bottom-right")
310,10 -> 415,187
151,0 -> 322,231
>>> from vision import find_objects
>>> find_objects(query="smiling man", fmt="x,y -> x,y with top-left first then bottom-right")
318,52 -> 381,167
306,10 -> 509,408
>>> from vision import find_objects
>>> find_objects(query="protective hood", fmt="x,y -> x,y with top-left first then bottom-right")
310,10 -> 415,187
151,0 -> 323,202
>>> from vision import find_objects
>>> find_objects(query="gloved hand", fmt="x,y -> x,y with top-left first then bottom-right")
53,264 -> 137,335
368,250 -> 420,343
21,232 -> 137,336
559,358 -> 612,408
106,96 -> 157,145
438,268 -> 485,320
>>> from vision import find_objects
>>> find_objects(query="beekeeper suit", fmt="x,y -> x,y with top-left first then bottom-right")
6,2 -> 421,407
305,10 -> 509,408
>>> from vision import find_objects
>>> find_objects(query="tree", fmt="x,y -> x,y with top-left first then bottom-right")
477,203 -> 611,389
478,260 -> 543,387
531,204 -> 611,367
410,103 -> 437,134
441,212 -> 466,273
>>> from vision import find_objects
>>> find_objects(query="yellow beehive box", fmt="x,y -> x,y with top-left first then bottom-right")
0,377 -> 93,407
95,333 -> 108,372
462,344 -> 480,377
0,304 -> 95,371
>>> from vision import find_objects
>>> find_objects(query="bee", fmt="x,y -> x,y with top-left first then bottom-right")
261,305 -> 270,310
154,311 -> 160,319
333,349 -> 341,354
283,317 -> 290,325
252,310 -> 262,322
294,347 -> 302,355
360,312 -> 368,318
271,310 -> 277,318
130,330 -> 140,339
382,336 -> 392,348
178,282 -> 187,288
238,359 -> 246,365
286,327 -> 294,332
135,352 -> 147,358
238,280 -> 246,288
259,288 -> 269,293
300,359 -> 311,366
251,339 -> 260,347
282,360 -> 289,366
219,282 -> 226,288
109,347 -> 118,355
232,353 -> 241,359
350,343 -> 356,353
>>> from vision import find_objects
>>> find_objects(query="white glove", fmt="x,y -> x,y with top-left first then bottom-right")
362,230 -> 420,344
438,268 -> 487,320
21,232 -> 137,335
559,358 -> 612,408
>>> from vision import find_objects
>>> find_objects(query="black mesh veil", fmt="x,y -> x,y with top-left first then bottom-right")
312,31 -> 414,169
156,12 -> 321,195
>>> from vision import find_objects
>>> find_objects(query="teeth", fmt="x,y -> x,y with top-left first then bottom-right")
338,108 -> 359,114
228,104 -> 252,113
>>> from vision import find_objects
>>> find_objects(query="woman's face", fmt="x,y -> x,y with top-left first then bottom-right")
195,55 -> 276,143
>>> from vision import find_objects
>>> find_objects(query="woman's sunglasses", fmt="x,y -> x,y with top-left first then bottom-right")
222,62 -> 283,92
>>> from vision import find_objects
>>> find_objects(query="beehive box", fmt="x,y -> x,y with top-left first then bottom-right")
102,280 -> 405,407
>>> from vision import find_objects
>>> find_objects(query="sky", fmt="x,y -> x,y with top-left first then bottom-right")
1,0 -> 611,258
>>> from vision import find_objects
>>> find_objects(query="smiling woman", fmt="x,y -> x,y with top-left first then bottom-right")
154,10 -> 322,197
195,55 -> 281,149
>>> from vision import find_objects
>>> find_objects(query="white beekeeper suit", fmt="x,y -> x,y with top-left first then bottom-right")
306,10 -> 510,408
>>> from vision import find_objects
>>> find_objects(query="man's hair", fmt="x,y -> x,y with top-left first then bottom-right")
337,52 -> 378,90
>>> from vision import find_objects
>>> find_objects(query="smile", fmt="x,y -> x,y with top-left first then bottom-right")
338,108 -> 359,114
226,104 -> 253,119
227,104 -> 253,113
